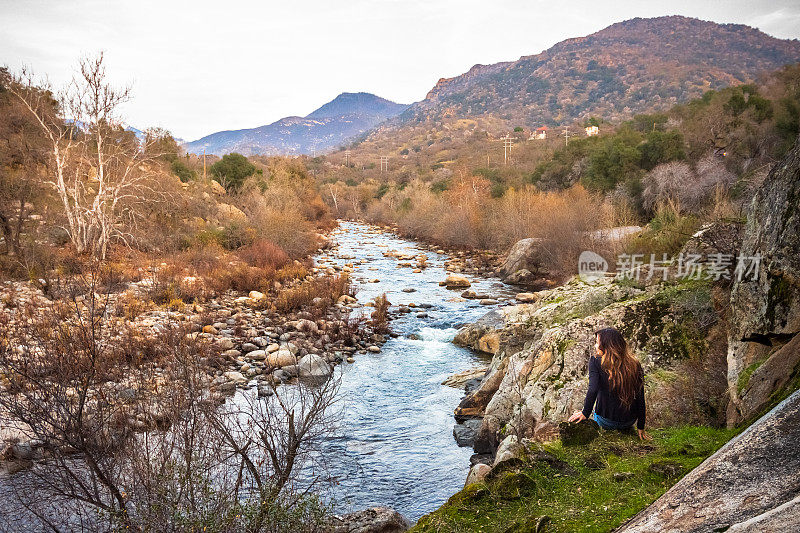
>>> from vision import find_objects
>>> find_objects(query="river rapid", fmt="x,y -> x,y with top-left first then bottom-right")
307,221 -> 515,521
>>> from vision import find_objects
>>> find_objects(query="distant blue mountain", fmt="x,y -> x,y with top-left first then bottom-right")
183,92 -> 408,156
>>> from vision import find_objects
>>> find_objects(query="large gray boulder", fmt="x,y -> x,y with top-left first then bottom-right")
498,238 -> 545,284
727,140 -> 800,425
297,353 -> 331,379
619,388 -> 800,532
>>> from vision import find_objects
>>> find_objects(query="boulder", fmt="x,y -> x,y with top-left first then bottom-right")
217,203 -> 247,223
620,389 -> 800,532
453,418 -> 482,448
515,292 -> 539,303
558,420 -> 599,446
493,435 -> 525,467
266,349 -> 296,367
223,371 -> 247,385
297,353 -> 331,379
248,290 -> 265,300
498,238 -> 545,282
330,507 -> 410,533
464,463 -> 491,487
444,274 -> 471,289
727,139 -> 800,425
209,179 -> 226,195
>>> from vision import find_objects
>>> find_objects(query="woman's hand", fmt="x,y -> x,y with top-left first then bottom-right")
568,410 -> 586,423
637,429 -> 652,441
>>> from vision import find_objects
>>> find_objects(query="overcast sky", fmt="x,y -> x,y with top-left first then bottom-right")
3,0 -> 799,141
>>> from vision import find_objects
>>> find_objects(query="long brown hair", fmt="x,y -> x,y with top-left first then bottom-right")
595,327 -> 642,408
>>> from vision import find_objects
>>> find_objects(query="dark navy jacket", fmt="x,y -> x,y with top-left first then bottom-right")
581,355 -> 646,430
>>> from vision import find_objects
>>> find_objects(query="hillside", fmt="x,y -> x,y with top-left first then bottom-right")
371,16 -> 800,139
184,92 -> 408,156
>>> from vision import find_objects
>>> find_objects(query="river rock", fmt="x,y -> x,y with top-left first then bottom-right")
444,274 -> 471,289
296,319 -> 318,334
498,238 -> 545,283
248,290 -> 265,300
266,349 -> 296,367
465,463 -> 491,487
331,507 -> 410,533
726,138 -> 800,425
298,354 -> 331,379
453,418 -> 482,447
241,342 -> 258,353
493,434 -> 525,467
248,350 -> 267,361
479,299 -> 498,305
266,343 -> 280,353
223,371 -> 247,384
515,292 -> 539,303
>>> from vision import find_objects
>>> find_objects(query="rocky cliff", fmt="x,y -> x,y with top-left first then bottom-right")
453,275 -> 729,454
726,138 -> 800,425
619,388 -> 800,532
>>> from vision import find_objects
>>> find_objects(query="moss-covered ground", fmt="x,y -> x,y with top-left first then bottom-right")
411,426 -> 737,533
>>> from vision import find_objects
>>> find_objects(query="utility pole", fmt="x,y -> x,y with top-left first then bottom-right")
502,136 -> 513,165
344,150 -> 351,167
379,155 -> 389,172
203,148 -> 207,180
562,126 -> 572,146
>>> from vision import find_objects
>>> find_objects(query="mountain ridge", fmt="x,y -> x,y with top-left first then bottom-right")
184,92 -> 408,156
385,15 -> 800,136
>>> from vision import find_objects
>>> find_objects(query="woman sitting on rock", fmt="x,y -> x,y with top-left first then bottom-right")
568,327 -> 651,441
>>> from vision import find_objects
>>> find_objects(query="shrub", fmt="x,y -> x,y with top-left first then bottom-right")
210,153 -> 256,192
275,274 -> 353,314
370,293 -> 391,333
237,239 -> 290,270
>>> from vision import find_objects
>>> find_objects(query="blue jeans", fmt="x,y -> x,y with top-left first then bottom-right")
594,413 -> 635,431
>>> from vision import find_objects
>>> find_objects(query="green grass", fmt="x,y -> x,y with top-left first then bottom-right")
411,426 -> 737,533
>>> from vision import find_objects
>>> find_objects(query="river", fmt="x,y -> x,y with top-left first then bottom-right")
307,221 -> 514,521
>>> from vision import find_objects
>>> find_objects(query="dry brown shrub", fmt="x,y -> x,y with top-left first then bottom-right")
237,238 -> 290,270
275,274 -> 353,314
207,263 -> 274,294
275,262 -> 309,283
370,293 -> 391,333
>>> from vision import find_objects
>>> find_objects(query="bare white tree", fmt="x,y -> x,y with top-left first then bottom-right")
6,53 -> 168,259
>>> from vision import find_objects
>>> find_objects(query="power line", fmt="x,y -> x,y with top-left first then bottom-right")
344,150 -> 351,167
562,126 -> 572,146
502,136 -> 513,165
379,156 -> 389,172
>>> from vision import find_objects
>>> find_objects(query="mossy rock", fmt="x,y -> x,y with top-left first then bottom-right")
491,470 -> 537,500
558,419 -> 599,446
458,482 -> 490,503
487,457 -> 526,480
